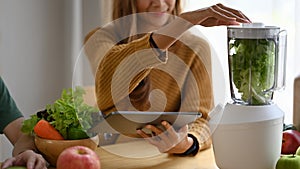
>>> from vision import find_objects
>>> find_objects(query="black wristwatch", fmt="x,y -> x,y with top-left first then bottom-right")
176,134 -> 199,156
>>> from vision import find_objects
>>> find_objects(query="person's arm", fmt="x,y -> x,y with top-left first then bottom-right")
85,28 -> 166,115
3,117 -> 37,156
3,117 -> 24,146
2,117 -> 47,169
151,3 -> 251,51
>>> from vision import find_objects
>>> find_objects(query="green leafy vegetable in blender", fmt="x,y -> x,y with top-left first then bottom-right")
21,87 -> 100,139
229,39 -> 275,105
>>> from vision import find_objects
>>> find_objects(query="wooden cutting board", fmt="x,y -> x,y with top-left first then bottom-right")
294,75 -> 300,130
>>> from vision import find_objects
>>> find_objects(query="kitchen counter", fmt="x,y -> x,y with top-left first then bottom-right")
49,140 -> 219,169
0,140 -> 219,168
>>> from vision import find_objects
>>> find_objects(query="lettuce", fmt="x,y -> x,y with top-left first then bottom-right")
22,87 -> 99,139
229,39 -> 275,105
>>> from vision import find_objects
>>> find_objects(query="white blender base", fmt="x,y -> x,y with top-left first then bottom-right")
211,103 -> 284,169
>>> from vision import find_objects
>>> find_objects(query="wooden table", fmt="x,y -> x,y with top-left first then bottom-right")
49,140 -> 219,169
0,140 -> 218,169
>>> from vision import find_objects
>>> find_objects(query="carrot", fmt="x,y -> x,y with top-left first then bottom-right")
34,119 -> 64,140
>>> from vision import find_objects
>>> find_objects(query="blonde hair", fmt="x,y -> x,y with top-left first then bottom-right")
112,0 -> 182,20
112,0 -> 182,43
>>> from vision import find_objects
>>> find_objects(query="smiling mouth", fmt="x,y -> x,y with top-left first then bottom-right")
149,11 -> 168,17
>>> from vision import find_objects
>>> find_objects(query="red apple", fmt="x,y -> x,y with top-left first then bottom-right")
56,146 -> 100,169
281,130 -> 300,154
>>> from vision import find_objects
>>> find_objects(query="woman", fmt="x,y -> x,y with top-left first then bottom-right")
0,77 -> 47,169
84,0 -> 250,155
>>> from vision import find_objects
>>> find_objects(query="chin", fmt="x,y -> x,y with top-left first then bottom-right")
150,15 -> 171,27
137,12 -> 171,31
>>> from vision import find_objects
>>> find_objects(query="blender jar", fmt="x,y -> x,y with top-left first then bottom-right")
227,23 -> 287,105
211,23 -> 287,169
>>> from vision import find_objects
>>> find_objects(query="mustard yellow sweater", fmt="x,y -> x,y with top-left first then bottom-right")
85,27 -> 214,151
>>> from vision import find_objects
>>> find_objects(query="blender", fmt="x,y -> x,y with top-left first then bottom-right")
211,23 -> 287,169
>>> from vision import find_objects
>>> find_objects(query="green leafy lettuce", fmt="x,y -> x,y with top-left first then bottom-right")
229,39 -> 275,105
21,87 -> 99,139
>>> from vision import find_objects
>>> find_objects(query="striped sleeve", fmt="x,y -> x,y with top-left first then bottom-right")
85,30 -> 168,115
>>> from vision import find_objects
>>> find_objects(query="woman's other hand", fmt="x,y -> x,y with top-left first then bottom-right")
1,150 -> 47,169
180,3 -> 251,27
137,121 -> 193,154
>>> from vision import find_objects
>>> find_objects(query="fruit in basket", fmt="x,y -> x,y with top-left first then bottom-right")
56,146 -> 100,169
276,154 -> 300,169
34,135 -> 99,167
281,130 -> 300,154
20,87 -> 102,166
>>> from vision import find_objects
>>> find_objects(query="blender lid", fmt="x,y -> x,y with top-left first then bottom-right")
241,22 -> 265,28
227,22 -> 280,39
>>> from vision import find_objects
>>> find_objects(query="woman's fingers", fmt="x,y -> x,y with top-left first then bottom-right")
160,121 -> 179,141
136,122 -> 182,152
145,124 -> 163,136
215,3 -> 251,22
136,122 -> 192,153
136,129 -> 151,138
210,5 -> 249,24
195,3 -> 250,26
182,3 -> 251,27
209,6 -> 236,21
137,126 -> 165,147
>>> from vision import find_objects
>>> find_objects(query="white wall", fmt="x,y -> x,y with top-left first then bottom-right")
0,0 -> 67,160
0,0 -> 102,161
0,0 -> 68,116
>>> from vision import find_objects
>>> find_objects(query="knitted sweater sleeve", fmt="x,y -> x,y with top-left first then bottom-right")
169,35 -> 214,151
85,28 -> 166,115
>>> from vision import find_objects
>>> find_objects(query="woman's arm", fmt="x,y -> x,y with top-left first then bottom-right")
151,3 -> 250,51
85,29 -> 166,115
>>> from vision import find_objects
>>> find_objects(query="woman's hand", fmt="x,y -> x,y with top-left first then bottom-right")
137,121 -> 194,154
180,3 -> 251,26
152,3 -> 251,50
1,150 -> 47,169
